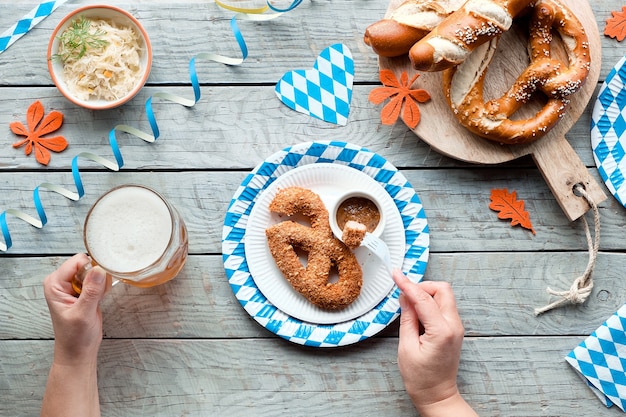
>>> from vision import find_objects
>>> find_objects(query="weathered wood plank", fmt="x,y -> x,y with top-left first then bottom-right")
0,169 -> 622,256
1,251 -> 623,340
3,337 -> 623,417
0,84 -> 608,171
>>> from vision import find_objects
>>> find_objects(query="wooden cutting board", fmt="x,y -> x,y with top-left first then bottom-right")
378,0 -> 606,221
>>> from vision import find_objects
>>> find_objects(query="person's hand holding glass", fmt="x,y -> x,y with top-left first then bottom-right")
42,185 -> 188,417
41,253 -> 110,417
72,184 -> 188,294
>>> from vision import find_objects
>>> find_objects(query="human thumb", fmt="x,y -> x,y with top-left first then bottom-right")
77,266 -> 108,309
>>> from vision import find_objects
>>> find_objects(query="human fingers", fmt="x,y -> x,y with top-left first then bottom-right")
49,253 -> 90,283
74,266 -> 108,316
43,254 -> 90,302
393,272 -> 447,332
414,280 -> 463,327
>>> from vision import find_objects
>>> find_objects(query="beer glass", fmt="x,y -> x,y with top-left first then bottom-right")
72,184 -> 188,294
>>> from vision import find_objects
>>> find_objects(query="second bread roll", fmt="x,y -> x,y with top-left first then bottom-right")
409,0 -> 534,71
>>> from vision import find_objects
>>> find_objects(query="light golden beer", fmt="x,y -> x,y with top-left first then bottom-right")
73,184 -> 188,294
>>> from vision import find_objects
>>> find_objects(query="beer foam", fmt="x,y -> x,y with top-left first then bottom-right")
85,186 -> 173,274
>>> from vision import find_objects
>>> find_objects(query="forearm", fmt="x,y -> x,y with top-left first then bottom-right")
41,361 -> 100,417
413,391 -> 479,417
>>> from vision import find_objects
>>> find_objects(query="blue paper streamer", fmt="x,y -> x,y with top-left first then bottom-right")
0,2 -> 304,252
267,0 -> 303,12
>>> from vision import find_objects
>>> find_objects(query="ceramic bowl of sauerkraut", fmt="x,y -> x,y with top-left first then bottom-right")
47,5 -> 152,110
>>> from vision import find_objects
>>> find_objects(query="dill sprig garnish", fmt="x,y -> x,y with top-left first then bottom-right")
52,16 -> 109,62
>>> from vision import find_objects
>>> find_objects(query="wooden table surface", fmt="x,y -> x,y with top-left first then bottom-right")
2,1 -> 626,416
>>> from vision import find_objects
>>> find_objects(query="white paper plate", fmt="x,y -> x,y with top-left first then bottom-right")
245,163 -> 403,324
222,141 -> 430,347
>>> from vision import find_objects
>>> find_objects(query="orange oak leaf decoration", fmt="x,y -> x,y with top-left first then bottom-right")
489,188 -> 536,235
605,6 -> 626,41
368,69 -> 431,129
10,100 -> 67,166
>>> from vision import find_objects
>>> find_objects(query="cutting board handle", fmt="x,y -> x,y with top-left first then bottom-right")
531,135 -> 606,221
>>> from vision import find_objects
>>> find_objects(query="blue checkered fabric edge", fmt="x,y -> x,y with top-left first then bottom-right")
0,1 -> 66,54
222,141 -> 429,347
566,303 -> 626,411
591,55 -> 626,207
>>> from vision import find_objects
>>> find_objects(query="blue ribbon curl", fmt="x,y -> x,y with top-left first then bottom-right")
0,2 -> 303,251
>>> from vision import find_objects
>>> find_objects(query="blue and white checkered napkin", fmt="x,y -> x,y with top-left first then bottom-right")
591,55 -> 626,207
566,303 -> 626,411
0,1 -> 67,55
275,43 -> 354,125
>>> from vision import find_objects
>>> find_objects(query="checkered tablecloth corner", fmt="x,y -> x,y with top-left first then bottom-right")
566,303 -> 626,411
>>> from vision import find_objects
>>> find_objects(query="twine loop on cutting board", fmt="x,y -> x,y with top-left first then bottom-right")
535,184 -> 600,315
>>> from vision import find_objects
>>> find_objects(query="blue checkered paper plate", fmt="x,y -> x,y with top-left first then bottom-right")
222,141 -> 430,347
591,55 -> 626,207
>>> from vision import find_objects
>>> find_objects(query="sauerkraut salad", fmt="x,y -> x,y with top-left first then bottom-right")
56,17 -> 144,101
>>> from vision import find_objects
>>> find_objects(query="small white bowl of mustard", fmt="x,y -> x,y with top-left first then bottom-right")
329,190 -> 386,246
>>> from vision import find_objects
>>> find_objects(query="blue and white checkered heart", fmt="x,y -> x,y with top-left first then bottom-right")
275,43 -> 354,125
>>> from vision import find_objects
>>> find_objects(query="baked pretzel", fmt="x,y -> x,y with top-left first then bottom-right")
442,0 -> 590,144
409,0 -> 535,71
265,187 -> 363,311
364,0 -> 465,57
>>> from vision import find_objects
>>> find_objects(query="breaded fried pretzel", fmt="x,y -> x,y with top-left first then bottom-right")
265,187 -> 363,310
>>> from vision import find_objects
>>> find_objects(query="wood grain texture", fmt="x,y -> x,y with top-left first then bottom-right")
1,169 -> 624,256
0,1 -> 621,84
0,85 -> 605,171
3,337 -> 624,416
2,252 -> 625,340
1,0 -> 625,416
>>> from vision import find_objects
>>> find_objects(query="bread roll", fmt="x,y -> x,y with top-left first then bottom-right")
409,0 -> 534,71
364,0 -> 465,57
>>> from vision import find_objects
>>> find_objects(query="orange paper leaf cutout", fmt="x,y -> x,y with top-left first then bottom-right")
605,6 -> 626,41
489,188 -> 536,235
10,100 -> 68,166
368,69 -> 430,129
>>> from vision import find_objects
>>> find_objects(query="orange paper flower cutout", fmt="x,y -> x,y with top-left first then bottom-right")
489,188 -> 536,235
369,69 -> 430,129
10,101 -> 67,166
605,7 -> 626,41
